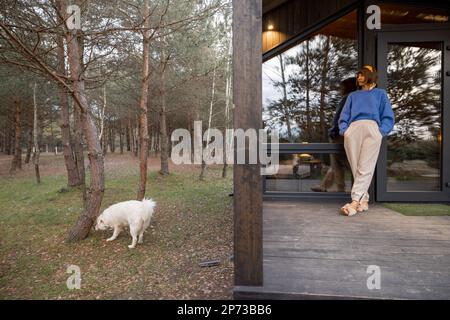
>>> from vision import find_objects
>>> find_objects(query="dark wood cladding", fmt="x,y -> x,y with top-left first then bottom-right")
263,0 -> 290,13
263,0 -> 359,53
232,0 -> 263,286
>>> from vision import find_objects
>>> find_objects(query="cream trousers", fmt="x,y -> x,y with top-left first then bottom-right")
344,120 -> 383,202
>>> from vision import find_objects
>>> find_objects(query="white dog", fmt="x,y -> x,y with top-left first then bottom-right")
95,198 -> 156,249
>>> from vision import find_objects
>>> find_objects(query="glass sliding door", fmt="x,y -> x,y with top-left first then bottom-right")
377,27 -> 450,202
263,10 -> 358,144
262,9 -> 359,198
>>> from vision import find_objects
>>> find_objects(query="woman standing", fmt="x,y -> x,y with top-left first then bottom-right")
339,65 -> 395,216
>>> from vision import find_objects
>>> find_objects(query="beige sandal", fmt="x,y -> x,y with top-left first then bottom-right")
358,200 -> 369,213
340,201 -> 359,217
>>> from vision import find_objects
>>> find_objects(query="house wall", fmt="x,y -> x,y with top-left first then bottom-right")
261,0 -> 450,203
262,0 -> 359,53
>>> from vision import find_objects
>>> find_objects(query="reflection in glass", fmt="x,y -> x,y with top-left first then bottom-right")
386,42 -> 442,192
265,153 -> 353,193
262,10 -> 358,143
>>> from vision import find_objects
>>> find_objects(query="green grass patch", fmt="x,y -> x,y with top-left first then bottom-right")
0,163 -> 233,300
384,203 -> 450,216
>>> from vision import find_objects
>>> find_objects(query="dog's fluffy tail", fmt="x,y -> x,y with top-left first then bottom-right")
142,198 -> 156,215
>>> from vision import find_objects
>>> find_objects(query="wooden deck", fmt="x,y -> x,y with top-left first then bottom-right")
234,201 -> 450,300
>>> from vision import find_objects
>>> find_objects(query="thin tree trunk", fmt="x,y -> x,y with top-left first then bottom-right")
109,123 -> 115,153
99,85 -> 107,155
137,0 -> 151,200
72,0 -> 86,202
119,122 -> 124,154
5,122 -> 12,155
305,40 -> 312,142
56,21 -> 81,187
49,110 -> 56,154
0,128 -> 4,154
222,75 -> 231,178
134,118 -> 139,157
222,35 -> 232,178
102,120 -> 108,155
73,100 -> 86,200
199,59 -> 217,181
159,104 -> 169,175
0,129 -> 4,154
279,54 -> 293,142
147,123 -> 152,156
126,121 -> 131,152
25,127 -> 33,164
319,36 -> 331,142
128,116 -> 134,154
32,83 -> 41,184
10,98 -> 22,173
60,0 -> 105,242
154,123 -> 160,153
159,43 -> 170,176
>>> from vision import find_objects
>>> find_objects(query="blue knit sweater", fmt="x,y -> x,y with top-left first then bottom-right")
338,88 -> 395,137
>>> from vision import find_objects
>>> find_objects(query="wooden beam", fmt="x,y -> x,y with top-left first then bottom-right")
233,0 -> 263,286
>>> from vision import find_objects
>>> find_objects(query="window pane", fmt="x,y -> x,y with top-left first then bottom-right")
263,10 -> 358,143
386,42 -> 443,192
265,152 -> 353,193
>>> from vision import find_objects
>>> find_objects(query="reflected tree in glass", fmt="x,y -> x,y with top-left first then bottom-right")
386,43 -> 442,191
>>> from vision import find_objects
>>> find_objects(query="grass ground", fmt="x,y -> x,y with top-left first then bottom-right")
384,203 -> 450,216
0,153 -> 233,300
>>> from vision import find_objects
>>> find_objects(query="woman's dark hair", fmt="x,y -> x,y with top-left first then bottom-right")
357,65 -> 378,85
341,77 -> 357,95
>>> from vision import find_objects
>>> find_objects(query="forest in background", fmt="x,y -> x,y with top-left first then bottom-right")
0,0 -> 232,241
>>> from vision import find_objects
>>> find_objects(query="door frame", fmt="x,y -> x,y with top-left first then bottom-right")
376,24 -> 450,202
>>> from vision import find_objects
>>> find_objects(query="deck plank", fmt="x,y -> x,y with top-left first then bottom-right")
235,201 -> 450,299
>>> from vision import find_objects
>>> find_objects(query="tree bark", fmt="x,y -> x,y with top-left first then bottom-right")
222,75 -> 231,178
305,40 -> 312,142
134,118 -> 139,157
5,122 -> 12,155
159,45 -> 169,177
109,123 -> 115,153
32,82 -> 41,184
128,116 -> 134,154
279,55 -> 293,142
319,36 -> 331,142
102,119 -> 108,155
61,0 -> 105,242
223,35 -> 232,178
99,85 -> 107,155
199,59 -> 217,181
10,98 -> 22,173
72,100 -> 87,201
119,122 -> 124,154
25,127 -> 33,164
56,19 -> 81,187
125,121 -> 131,152
0,128 -> 4,154
137,0 -> 151,200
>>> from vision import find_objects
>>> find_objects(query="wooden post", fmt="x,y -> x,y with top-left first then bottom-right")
233,0 -> 263,287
